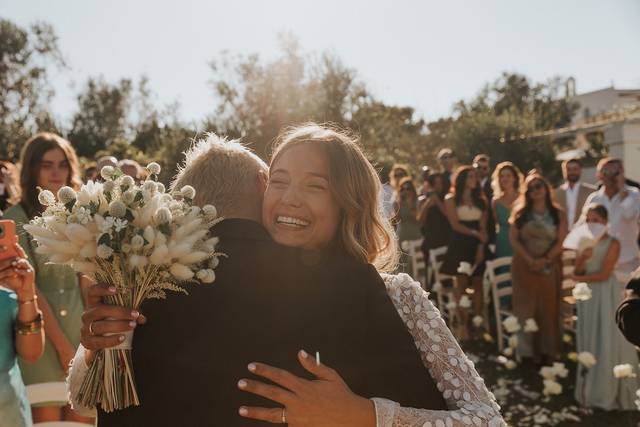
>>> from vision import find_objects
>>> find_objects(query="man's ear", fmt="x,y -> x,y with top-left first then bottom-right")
257,169 -> 268,192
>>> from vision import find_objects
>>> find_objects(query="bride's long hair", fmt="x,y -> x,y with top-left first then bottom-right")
270,123 -> 399,272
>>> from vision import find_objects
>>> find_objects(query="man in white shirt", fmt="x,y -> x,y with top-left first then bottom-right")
581,158 -> 640,275
555,158 -> 596,229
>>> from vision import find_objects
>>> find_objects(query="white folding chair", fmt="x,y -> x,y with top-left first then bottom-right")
486,256 -> 513,353
26,382 -> 93,427
428,246 -> 457,323
404,238 -> 427,289
561,250 -> 578,333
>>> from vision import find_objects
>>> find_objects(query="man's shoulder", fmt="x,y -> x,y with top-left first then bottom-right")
580,182 -> 597,191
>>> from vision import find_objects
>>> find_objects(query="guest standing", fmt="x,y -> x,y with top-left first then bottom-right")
474,154 -> 495,247
418,172 -> 451,260
574,204 -> 640,410
491,162 -> 523,259
393,177 -> 421,274
554,158 -> 595,230
510,174 -> 567,363
2,133 -> 91,424
437,148 -> 455,190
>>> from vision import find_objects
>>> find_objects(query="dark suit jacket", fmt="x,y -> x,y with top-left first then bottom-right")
98,219 -> 446,426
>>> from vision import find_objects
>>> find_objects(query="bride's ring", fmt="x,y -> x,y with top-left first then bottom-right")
89,321 -> 96,336
281,408 -> 286,424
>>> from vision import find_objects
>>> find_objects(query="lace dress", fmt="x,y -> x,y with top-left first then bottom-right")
67,274 -> 506,426
373,274 -> 505,427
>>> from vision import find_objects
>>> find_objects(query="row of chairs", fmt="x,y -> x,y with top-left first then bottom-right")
403,239 -> 579,353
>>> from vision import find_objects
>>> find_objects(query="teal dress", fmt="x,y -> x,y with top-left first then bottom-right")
575,236 -> 640,410
396,202 -> 422,274
0,288 -> 33,427
2,205 -> 83,390
494,202 -> 513,258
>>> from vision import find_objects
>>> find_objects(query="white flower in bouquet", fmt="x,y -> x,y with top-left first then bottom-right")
613,364 -> 636,378
122,189 -> 136,205
572,282 -> 592,301
103,180 -> 116,194
577,351 -> 597,368
128,254 -> 148,271
38,189 -> 56,206
170,263 -> 194,280
156,182 -> 166,193
523,318 -> 539,333
457,262 -> 473,276
502,315 -> 521,333
181,185 -> 196,200
508,335 -> 519,349
143,180 -> 157,194
100,165 -> 115,180
543,379 -> 563,396
459,295 -> 472,309
196,269 -> 216,284
108,201 -> 127,218
146,162 -> 161,175
203,204 -> 217,218
121,243 -> 131,254
154,207 -> 172,225
97,244 -> 114,259
552,362 -> 568,378
119,175 -> 135,188
472,315 -> 484,328
131,235 -> 145,251
57,186 -> 76,204
76,180 -> 104,207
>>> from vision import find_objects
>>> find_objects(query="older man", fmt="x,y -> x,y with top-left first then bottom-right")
581,158 -> 640,275
67,134 -> 446,426
555,158 -> 596,230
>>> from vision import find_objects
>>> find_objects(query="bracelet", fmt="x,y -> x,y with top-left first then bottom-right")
17,295 -> 38,305
16,311 -> 44,335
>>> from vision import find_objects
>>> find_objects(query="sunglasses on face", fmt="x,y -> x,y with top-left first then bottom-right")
528,182 -> 545,192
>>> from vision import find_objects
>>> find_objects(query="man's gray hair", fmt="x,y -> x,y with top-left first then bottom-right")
171,133 -> 268,216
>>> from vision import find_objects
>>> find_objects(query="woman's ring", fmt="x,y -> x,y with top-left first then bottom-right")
89,321 -> 96,336
281,408 -> 286,423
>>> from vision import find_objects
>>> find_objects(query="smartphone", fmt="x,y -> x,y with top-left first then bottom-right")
0,220 -> 19,261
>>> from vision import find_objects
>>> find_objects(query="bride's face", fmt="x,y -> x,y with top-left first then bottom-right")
262,144 -> 341,250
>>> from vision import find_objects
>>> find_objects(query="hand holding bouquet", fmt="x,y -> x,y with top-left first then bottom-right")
24,163 -> 223,412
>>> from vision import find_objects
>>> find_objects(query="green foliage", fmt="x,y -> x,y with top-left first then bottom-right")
0,19 -> 64,160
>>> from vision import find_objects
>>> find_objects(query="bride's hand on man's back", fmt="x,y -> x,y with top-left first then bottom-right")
238,350 -> 375,427
79,282 -> 146,352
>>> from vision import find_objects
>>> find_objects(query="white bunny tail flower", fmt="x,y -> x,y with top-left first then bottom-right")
181,185 -> 196,200
196,269 -> 216,284
524,318 -> 539,333
146,162 -> 161,175
149,244 -> 169,265
128,255 -> 148,271
502,315 -> 521,333
57,186 -> 76,204
65,224 -> 93,244
613,363 -> 636,378
143,226 -> 155,248
108,200 -> 127,218
97,244 -> 114,259
577,351 -> 597,368
170,263 -> 194,281
38,190 -> 56,206
209,256 -> 220,269
178,251 -> 209,265
79,242 -> 97,258
572,282 -> 593,301
100,165 -> 115,180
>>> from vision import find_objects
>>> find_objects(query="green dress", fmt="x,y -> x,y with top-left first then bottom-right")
575,236 -> 640,410
2,205 -> 83,389
0,288 -> 32,427
494,202 -> 513,258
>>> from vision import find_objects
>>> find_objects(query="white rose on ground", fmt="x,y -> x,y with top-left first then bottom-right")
503,347 -> 514,357
57,186 -> 76,204
577,351 -> 597,369
146,162 -> 161,175
543,379 -> 563,396
181,185 -> 196,199
567,352 -> 578,362
524,318 -> 539,333
445,300 -> 457,310
100,165 -> 115,180
502,315 -> 521,333
572,282 -> 592,301
539,366 -> 557,380
472,315 -> 484,328
508,335 -> 519,349
459,295 -> 472,308
613,364 -> 636,378
505,360 -> 517,370
97,244 -> 114,259
457,262 -> 473,276
431,281 -> 443,292
552,362 -> 569,378
38,190 -> 56,206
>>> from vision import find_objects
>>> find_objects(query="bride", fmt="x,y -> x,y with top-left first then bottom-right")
68,123 -> 505,426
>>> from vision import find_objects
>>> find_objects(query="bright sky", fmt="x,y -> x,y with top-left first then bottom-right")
4,0 -> 640,128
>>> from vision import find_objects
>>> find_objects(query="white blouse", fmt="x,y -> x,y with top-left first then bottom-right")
67,274 -> 505,426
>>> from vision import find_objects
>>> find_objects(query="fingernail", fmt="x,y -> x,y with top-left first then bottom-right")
300,349 -> 308,358
239,407 -> 248,416
129,321 -> 136,328
118,335 -> 125,341
108,286 -> 116,293
131,311 -> 139,318
11,261 -> 16,266
248,363 -> 256,372
237,379 -> 247,389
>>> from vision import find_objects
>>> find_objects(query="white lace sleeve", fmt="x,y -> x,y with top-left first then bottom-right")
66,345 -> 97,417
372,273 -> 506,427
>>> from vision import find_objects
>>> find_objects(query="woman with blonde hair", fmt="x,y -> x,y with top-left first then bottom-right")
2,133 -> 92,424
241,123 -> 504,426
